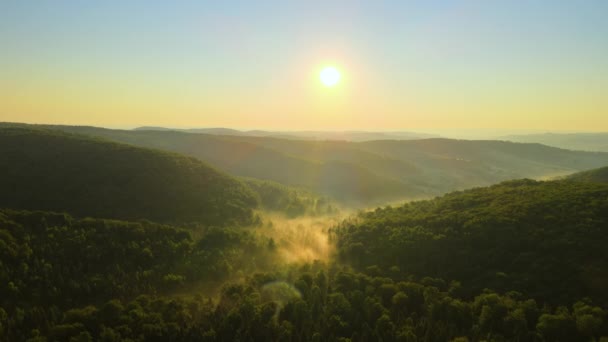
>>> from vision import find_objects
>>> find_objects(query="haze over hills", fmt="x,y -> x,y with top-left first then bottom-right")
1,123 -> 414,204
6,123 -> 608,206
502,132 -> 608,152
134,126 -> 440,142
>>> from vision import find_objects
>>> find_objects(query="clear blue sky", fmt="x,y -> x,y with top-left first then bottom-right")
1,1 -> 607,130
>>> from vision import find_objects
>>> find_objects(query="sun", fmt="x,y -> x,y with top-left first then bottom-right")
319,66 -> 341,87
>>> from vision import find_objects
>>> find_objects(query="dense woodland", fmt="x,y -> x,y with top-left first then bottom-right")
0,128 -> 258,225
566,166 -> 608,184
1,197 -> 608,341
1,125 -> 608,341
242,178 -> 338,217
334,179 -> 608,305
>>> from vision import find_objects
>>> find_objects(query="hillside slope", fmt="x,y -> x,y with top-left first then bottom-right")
0,128 -> 257,224
566,166 -> 608,183
5,123 -> 608,205
3,124 -> 413,204
335,179 -> 608,305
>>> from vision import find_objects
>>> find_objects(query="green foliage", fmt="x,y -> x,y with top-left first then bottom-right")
0,209 -> 275,312
1,197 -> 607,341
0,127 -> 258,225
3,266 -> 607,341
334,179 -> 608,305
243,178 -> 338,217
567,165 -> 608,183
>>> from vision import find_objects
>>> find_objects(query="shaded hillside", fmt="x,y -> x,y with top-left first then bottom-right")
205,135 -> 608,192
0,128 -> 257,224
5,123 -> 608,205
98,128 -> 413,203
566,166 -> 608,183
3,124 -> 413,204
334,179 -> 608,306
503,132 -> 608,152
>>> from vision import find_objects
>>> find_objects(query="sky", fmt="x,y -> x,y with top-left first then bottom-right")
1,1 -> 607,131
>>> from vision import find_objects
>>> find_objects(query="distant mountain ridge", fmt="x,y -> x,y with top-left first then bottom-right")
502,132 -> 608,152
133,126 -> 439,141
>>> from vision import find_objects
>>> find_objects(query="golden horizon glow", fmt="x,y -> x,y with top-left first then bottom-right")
319,66 -> 341,87
1,2 -> 607,131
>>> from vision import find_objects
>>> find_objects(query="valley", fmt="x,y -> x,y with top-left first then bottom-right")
1,124 -> 607,341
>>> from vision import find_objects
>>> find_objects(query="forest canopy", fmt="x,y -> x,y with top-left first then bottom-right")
334,179 -> 608,306
1,178 -> 608,341
0,128 -> 258,225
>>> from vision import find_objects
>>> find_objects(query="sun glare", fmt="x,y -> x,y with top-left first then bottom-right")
320,66 -> 341,87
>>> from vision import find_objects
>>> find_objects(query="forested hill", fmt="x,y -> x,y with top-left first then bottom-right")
2,182 -> 608,341
0,128 -> 257,225
566,166 -> 608,183
1,123 -> 414,204
6,123 -> 608,205
334,179 -> 608,306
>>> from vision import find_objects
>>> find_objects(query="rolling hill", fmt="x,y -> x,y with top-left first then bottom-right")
1,124 -> 414,204
3,178 -> 608,341
566,166 -> 608,183
0,127 -> 258,224
4,123 -> 608,206
335,178 -> 608,305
